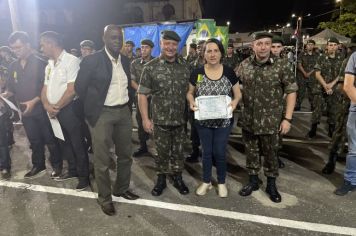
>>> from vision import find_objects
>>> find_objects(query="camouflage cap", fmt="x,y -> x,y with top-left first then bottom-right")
306,39 -> 316,44
327,37 -> 339,44
125,40 -> 135,47
80,40 -> 95,49
161,30 -> 181,42
252,31 -> 274,40
141,39 -> 154,48
272,35 -> 284,45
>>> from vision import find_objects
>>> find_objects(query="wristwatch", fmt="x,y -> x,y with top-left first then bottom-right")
283,117 -> 293,123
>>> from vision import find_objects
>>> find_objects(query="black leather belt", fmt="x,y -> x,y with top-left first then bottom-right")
103,103 -> 128,109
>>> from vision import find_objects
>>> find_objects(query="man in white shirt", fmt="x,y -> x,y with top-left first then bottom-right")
40,31 -> 89,191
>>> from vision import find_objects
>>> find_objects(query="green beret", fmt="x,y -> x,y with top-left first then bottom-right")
80,40 -> 95,49
141,39 -> 154,48
306,39 -> 316,44
272,35 -> 284,45
327,37 -> 339,44
252,31 -> 274,40
161,30 -> 181,42
125,40 -> 135,47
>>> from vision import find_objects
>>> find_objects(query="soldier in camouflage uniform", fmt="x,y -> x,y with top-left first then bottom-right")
185,43 -> 198,65
223,43 -> 240,70
296,39 -> 318,111
190,40 -> 206,70
322,43 -> 356,174
138,30 -> 190,196
130,39 -> 155,157
307,37 -> 344,138
237,32 -> 298,203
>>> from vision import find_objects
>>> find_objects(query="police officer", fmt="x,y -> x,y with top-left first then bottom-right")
138,30 -> 190,196
237,32 -> 298,203
131,39 -> 155,157
307,37 -> 344,138
296,39 -> 318,112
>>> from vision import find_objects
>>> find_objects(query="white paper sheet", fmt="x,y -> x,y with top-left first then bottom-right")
49,117 -> 65,141
194,95 -> 233,120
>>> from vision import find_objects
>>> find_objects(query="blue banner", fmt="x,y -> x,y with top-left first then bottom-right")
123,22 -> 194,57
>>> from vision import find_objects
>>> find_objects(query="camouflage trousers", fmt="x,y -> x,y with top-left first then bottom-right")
153,124 -> 186,174
296,75 -> 315,109
135,97 -> 151,147
330,94 -> 350,155
242,130 -> 279,177
311,91 -> 338,125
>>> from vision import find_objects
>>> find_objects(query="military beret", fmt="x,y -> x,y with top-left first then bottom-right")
272,35 -> 284,45
161,30 -> 181,42
141,39 -> 154,48
189,43 -> 197,50
228,43 -> 234,48
327,37 -> 339,44
306,39 -> 316,44
197,40 -> 206,45
252,31 -> 274,40
80,40 -> 95,49
125,40 -> 135,47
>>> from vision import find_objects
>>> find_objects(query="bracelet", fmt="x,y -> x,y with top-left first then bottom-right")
283,117 -> 292,123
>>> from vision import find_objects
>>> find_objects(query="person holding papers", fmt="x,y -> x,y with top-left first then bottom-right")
186,38 -> 241,198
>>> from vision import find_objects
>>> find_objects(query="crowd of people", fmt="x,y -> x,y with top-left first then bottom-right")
0,24 -> 355,216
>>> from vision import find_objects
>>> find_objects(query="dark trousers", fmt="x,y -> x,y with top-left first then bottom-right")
22,110 -> 62,170
56,103 -> 88,178
196,123 -> 232,184
89,105 -> 132,205
0,115 -> 11,170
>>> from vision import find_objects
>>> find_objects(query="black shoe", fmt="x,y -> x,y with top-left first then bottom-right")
113,190 -> 139,200
54,173 -> 78,182
322,152 -> 338,175
1,169 -> 11,180
24,167 -> 46,179
172,174 -> 189,195
99,202 -> 116,216
133,147 -> 148,157
50,169 -> 62,179
306,123 -> 318,139
266,177 -> 282,203
278,157 -> 285,169
328,124 -> 335,138
76,178 -> 90,191
239,175 -> 260,197
151,174 -> 167,196
185,150 -> 200,163
334,180 -> 356,196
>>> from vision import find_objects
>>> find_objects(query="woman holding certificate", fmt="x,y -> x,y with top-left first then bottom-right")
186,38 -> 241,197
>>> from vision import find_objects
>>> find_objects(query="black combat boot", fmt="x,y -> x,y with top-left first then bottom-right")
172,173 -> 189,195
328,124 -> 335,138
239,175 -> 260,196
307,123 -> 318,138
185,148 -> 200,163
151,174 -> 167,196
322,152 -> 338,174
266,177 -> 282,203
133,143 -> 148,157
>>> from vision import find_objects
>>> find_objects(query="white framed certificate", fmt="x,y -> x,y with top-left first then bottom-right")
194,95 -> 233,120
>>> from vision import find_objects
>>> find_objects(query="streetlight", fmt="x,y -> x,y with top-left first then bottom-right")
336,0 -> 342,18
291,13 -> 296,18
286,23 -> 291,27
226,21 -> 230,26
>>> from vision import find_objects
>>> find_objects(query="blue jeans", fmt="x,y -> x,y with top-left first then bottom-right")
195,123 -> 232,184
345,103 -> 356,185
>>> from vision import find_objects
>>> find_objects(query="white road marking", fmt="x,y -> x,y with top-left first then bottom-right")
0,180 -> 355,235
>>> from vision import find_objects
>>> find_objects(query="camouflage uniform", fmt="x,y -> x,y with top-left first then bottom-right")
190,56 -> 205,71
223,54 -> 241,70
138,56 -> 190,174
312,54 -> 344,125
296,51 -> 319,109
130,57 -> 154,148
238,56 -> 298,177
186,54 -> 198,65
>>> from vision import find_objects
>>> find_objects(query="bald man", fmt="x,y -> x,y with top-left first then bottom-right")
75,25 -> 139,216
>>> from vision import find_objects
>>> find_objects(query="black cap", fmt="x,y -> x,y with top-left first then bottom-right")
141,39 -> 154,48
306,39 -> 316,44
189,43 -> 197,50
125,40 -> 135,47
327,37 -> 339,44
161,30 -> 181,42
252,31 -> 274,40
272,35 -> 284,45
80,40 -> 95,49
228,43 -> 234,48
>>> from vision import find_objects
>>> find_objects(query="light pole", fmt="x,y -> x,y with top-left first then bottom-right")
336,0 -> 342,18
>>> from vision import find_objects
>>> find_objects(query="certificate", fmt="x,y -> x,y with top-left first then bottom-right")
194,95 -> 233,120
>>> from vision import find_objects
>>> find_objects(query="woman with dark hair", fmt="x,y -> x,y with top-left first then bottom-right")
186,38 -> 241,197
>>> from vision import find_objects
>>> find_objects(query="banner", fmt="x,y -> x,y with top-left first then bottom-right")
214,26 -> 229,50
195,19 -> 216,41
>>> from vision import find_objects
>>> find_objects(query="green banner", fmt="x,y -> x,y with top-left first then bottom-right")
195,19 -> 216,40
213,26 -> 229,50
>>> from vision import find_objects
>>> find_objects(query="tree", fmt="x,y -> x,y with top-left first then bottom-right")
318,0 -> 356,37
